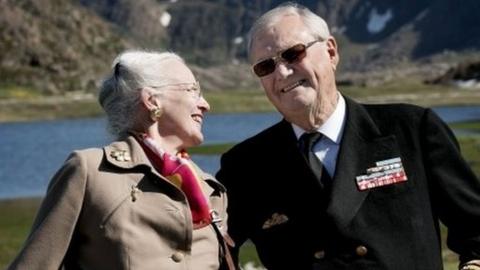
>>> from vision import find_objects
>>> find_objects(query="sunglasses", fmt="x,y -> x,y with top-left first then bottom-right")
252,39 -> 321,77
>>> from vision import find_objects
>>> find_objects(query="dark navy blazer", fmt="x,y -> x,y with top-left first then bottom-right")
216,96 -> 480,270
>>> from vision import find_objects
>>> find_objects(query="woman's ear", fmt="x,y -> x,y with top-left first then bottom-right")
140,87 -> 163,121
140,87 -> 160,110
326,36 -> 339,71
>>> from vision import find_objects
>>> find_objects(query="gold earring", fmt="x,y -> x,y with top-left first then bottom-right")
150,107 -> 162,121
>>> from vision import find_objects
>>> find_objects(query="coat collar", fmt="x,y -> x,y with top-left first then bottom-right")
104,136 -> 152,169
103,136 -> 226,194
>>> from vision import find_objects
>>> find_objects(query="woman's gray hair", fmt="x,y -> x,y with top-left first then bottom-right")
98,50 -> 184,139
247,2 -> 330,61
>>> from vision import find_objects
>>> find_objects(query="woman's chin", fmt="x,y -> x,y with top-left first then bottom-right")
186,135 -> 204,148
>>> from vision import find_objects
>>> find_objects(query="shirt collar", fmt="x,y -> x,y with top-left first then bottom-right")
292,94 -> 346,144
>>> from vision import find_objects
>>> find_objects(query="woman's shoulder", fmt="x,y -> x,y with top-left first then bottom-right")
71,138 -> 133,165
70,147 -> 104,165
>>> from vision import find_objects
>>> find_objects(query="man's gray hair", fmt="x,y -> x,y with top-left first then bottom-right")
247,2 -> 330,61
98,50 -> 184,139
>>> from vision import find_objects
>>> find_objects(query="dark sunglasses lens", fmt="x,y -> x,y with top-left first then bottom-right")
281,44 -> 307,63
253,59 -> 276,77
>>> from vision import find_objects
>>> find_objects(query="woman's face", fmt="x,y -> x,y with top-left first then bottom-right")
155,60 -> 210,148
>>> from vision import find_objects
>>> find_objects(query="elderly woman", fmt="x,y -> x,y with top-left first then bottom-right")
8,50 -> 233,270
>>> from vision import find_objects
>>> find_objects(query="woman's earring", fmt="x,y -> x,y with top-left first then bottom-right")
150,107 -> 162,121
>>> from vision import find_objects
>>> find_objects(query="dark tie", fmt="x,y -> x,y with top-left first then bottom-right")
299,132 -> 329,187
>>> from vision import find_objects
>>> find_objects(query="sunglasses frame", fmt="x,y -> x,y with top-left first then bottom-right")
252,39 -> 322,77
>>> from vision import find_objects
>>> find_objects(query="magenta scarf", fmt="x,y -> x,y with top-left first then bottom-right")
136,135 -> 212,229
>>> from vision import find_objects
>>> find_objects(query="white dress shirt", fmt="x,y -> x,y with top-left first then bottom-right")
292,94 -> 347,178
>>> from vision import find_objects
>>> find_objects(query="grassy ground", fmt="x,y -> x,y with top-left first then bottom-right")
2,80 -> 480,122
189,143 -> 234,155
451,121 -> 480,132
0,198 -> 40,268
458,136 -> 480,176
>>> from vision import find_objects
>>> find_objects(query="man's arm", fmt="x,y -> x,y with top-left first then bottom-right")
421,108 -> 480,268
216,150 -> 251,267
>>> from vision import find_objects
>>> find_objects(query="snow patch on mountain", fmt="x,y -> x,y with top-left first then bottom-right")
367,8 -> 393,34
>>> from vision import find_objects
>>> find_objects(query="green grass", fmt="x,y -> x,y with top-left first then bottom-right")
0,85 -> 42,99
0,91 -> 274,123
341,80 -> 480,107
450,121 -> 480,132
204,90 -> 274,113
189,143 -> 234,155
0,198 -> 40,268
457,136 -> 480,176
238,241 -> 264,269
0,98 -> 103,122
3,78 -> 480,123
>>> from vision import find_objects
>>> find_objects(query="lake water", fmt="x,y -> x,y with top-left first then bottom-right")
1,106 -> 479,199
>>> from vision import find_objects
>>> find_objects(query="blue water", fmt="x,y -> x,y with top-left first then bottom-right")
0,107 -> 479,199
0,113 -> 281,199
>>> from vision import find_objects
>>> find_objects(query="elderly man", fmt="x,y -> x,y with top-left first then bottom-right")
216,3 -> 480,270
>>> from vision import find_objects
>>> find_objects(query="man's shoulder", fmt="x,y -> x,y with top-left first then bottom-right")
344,97 -> 435,134
363,102 -> 425,114
357,100 -> 428,123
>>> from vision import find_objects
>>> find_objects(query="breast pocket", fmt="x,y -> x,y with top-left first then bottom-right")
257,210 -> 308,253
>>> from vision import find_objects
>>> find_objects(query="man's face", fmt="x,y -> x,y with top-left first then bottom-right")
250,14 -> 339,130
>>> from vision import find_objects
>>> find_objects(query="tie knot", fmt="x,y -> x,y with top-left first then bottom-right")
299,132 -> 323,152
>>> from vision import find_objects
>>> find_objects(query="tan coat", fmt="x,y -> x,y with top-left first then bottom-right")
8,136 -> 228,270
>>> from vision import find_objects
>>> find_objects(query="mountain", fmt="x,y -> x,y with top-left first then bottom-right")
0,0 -> 132,94
333,0 -> 480,70
78,0 -> 169,48
1,0 -> 480,94
152,0 -> 480,70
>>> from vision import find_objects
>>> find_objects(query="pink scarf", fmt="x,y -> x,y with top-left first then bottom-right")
136,135 -> 212,229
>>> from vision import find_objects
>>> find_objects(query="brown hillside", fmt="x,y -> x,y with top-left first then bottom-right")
0,0 -> 132,94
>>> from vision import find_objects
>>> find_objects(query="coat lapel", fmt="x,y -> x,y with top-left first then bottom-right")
327,97 -> 398,229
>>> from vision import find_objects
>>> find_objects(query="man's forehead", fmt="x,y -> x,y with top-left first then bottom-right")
251,29 -> 312,58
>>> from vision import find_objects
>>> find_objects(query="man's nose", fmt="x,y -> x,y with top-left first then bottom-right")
276,62 -> 294,78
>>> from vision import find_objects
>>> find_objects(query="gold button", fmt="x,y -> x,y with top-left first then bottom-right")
314,250 -> 325,259
171,252 -> 184,262
356,245 -> 368,257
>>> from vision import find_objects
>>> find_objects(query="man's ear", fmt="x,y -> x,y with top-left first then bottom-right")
140,87 -> 161,110
326,36 -> 339,71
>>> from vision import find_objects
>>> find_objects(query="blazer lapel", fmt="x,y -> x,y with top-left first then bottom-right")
327,97 -> 399,229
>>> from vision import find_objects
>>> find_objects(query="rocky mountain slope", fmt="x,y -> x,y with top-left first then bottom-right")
1,0 -> 480,94
0,0 -> 132,94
